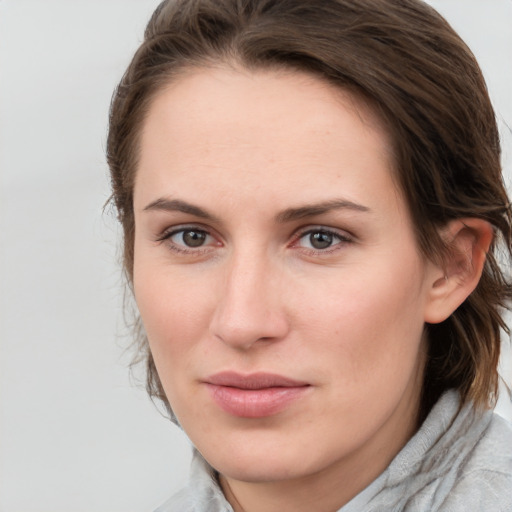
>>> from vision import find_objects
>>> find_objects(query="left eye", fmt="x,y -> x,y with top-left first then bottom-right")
169,228 -> 212,248
297,229 -> 348,250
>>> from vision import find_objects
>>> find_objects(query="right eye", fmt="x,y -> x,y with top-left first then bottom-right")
157,226 -> 220,254
170,228 -> 211,248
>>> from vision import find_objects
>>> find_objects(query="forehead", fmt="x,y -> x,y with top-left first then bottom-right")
135,66 -> 401,218
140,66 -> 391,157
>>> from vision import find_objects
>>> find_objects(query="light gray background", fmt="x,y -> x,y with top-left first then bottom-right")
0,1 -> 511,511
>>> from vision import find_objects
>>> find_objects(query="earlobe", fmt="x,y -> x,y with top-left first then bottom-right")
424,218 -> 493,324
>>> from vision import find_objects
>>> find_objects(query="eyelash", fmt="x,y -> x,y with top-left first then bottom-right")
156,225 -> 353,255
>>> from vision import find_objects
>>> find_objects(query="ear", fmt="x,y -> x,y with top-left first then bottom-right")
423,218 -> 493,324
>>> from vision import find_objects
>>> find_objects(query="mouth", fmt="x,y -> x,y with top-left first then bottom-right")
203,371 -> 311,418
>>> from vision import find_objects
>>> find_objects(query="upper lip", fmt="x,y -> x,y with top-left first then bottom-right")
205,371 -> 309,390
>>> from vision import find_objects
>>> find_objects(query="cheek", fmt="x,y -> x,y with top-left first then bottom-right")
303,255 -> 428,386
133,264 -> 219,422
133,257 -> 215,375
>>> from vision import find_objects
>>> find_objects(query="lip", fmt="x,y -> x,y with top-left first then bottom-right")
204,372 -> 311,418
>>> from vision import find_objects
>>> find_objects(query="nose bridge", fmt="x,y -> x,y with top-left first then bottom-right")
210,245 -> 288,349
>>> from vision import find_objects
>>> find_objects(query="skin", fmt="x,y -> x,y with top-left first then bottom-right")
132,66 -> 486,512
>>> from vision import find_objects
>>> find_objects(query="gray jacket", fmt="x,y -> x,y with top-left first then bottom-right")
156,390 -> 512,511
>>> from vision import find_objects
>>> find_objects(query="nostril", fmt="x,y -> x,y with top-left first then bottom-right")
210,307 -> 289,350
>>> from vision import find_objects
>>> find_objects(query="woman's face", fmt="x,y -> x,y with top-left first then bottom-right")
133,67 -> 441,488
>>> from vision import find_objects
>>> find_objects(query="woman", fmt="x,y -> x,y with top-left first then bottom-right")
107,0 -> 512,510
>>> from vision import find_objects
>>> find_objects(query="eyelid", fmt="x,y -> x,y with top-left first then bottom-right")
293,225 -> 354,240
156,222 -> 212,240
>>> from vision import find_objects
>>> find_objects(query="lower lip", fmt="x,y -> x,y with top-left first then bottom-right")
206,384 -> 310,418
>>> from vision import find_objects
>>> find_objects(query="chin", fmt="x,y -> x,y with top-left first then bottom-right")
214,455 -> 311,483
198,431 -> 332,483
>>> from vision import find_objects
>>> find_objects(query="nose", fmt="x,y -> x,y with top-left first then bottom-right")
209,251 -> 290,350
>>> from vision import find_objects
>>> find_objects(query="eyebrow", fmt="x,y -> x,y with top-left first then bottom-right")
275,199 -> 370,223
143,197 -> 370,223
143,198 -> 219,222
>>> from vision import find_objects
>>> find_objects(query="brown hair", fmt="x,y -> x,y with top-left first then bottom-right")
107,0 -> 512,417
